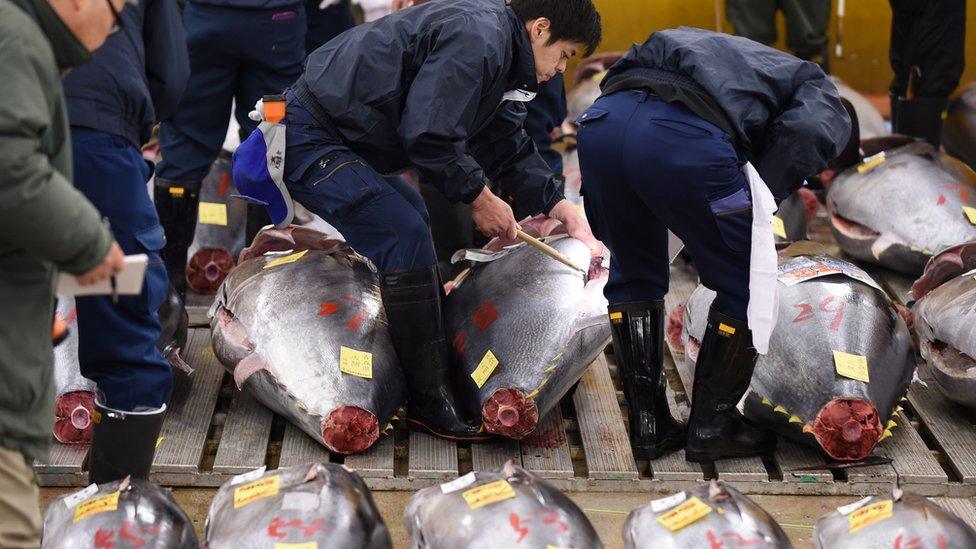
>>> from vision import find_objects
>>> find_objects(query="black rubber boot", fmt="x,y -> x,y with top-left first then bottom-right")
88,397 -> 166,484
380,266 -> 488,441
609,301 -> 685,459
154,178 -> 202,298
893,96 -> 948,148
685,308 -> 776,462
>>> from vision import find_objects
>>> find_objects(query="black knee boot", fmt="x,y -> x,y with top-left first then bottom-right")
685,308 -> 776,462
154,178 -> 201,298
379,266 -> 486,440
88,397 -> 166,484
892,96 -> 948,148
609,301 -> 685,459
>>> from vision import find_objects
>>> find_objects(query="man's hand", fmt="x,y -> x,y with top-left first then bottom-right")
548,199 -> 604,257
75,242 -> 125,286
471,186 -> 519,240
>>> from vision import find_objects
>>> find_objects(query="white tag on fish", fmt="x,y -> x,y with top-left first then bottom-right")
231,465 -> 267,486
837,496 -> 874,515
63,483 -> 99,509
440,471 -> 477,494
650,491 -> 687,513
281,492 -> 319,512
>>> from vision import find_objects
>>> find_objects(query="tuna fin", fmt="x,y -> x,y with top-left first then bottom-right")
879,429 -> 893,442
572,313 -> 610,333
450,248 -> 517,265
233,352 -> 268,389
895,406 -> 904,413
165,346 -> 194,376
788,415 -> 802,424
761,397 -> 773,407
774,405 -> 788,414
886,419 -> 898,430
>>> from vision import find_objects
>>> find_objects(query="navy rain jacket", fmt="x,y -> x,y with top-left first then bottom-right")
604,27 -> 851,201
63,0 -> 189,147
294,0 -> 564,217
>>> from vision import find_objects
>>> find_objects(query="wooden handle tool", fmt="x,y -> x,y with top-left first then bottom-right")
516,229 -> 587,274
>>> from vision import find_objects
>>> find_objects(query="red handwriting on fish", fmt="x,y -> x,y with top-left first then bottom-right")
892,533 -> 948,549
705,529 -> 765,548
471,300 -> 499,332
508,509 -> 569,543
944,183 -> 971,203
267,517 -> 329,539
317,295 -> 369,332
791,296 -> 846,330
93,522 -> 160,549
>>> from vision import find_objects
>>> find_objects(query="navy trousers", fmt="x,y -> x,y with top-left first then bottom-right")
576,90 -> 753,320
157,2 -> 306,184
71,128 -> 173,411
304,0 -> 354,54
282,99 -> 436,273
524,75 -> 568,174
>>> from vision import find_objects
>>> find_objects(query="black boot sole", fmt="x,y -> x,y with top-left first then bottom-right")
406,416 -> 496,442
684,442 -> 777,463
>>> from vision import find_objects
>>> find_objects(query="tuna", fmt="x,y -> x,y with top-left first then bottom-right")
831,77 -> 887,139
944,82 -> 976,171
404,461 -> 602,548
205,463 -> 391,548
911,241 -> 976,408
42,477 -> 198,548
774,188 -> 821,243
446,218 -> 610,439
623,481 -> 792,549
674,255 -> 915,460
827,140 -> 976,275
210,226 -> 406,455
53,287 -> 189,444
186,152 -> 248,294
813,489 -> 976,548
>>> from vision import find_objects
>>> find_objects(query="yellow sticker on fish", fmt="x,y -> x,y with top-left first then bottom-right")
198,202 -> 228,226
771,216 -> 787,239
833,350 -> 870,383
263,249 -> 309,270
339,346 -> 373,379
857,152 -> 886,174
657,496 -> 712,532
73,491 -> 119,522
275,543 -> 318,549
461,479 -> 516,509
471,351 -> 499,388
234,475 -> 280,508
963,206 -> 976,225
848,499 -> 893,533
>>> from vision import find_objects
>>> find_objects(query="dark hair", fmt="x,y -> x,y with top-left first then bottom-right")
829,97 -> 861,172
509,0 -> 602,57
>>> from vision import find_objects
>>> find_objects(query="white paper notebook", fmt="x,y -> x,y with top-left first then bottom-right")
57,254 -> 148,297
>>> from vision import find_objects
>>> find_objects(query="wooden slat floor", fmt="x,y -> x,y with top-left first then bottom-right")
35,214 -> 976,516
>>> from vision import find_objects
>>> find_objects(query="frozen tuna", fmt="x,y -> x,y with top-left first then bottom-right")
205,463 -> 390,548
210,226 -> 406,454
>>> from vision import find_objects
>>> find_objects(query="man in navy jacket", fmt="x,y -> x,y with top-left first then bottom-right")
279,0 -> 602,439
62,0 -> 189,484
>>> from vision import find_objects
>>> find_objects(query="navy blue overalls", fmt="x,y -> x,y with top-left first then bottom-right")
61,0 -> 189,410
576,90 -> 754,319
524,74 -> 568,173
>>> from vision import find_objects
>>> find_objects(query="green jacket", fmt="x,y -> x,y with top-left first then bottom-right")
0,0 -> 112,461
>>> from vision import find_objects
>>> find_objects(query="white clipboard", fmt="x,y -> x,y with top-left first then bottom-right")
57,254 -> 148,297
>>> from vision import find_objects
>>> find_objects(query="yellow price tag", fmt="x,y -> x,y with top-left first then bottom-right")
657,496 -> 712,532
233,475 -> 280,508
833,350 -> 870,383
461,479 -> 516,510
857,152 -> 886,174
73,491 -> 120,523
471,351 -> 499,388
849,500 -> 893,533
275,544 -> 318,549
199,202 -> 228,226
963,206 -> 976,225
264,249 -> 309,270
771,216 -> 787,239
339,346 -> 373,379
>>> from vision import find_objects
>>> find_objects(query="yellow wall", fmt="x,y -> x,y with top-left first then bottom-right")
574,0 -> 975,94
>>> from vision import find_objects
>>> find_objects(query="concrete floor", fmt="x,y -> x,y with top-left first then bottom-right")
40,486 -> 852,547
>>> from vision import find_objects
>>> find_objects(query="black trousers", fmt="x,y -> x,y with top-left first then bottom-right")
889,0 -> 966,98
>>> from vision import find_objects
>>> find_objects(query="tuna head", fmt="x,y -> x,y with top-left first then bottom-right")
211,227 -> 406,455
186,152 -> 248,294
205,463 -> 391,548
827,141 -> 976,275
404,462 -> 603,548
680,257 -> 916,461
447,219 -> 610,439
912,241 -> 976,408
813,490 -> 976,548
42,477 -> 198,548
623,481 -> 793,548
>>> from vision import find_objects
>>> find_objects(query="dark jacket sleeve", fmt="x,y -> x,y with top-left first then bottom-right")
469,101 -> 564,218
757,63 -> 850,201
143,0 -> 189,121
397,18 -> 497,205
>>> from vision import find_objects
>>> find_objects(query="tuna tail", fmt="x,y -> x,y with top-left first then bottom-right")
812,398 -> 883,461
185,247 -> 235,294
321,407 -> 379,455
